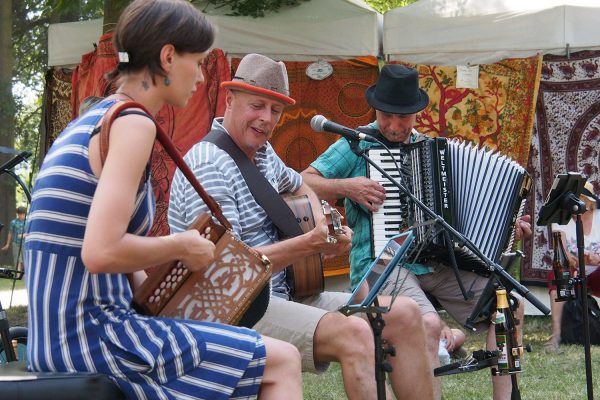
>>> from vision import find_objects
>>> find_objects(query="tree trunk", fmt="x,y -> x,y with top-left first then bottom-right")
0,1 -> 16,266
103,0 -> 132,34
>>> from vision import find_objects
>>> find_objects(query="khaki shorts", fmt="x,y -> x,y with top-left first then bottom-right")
381,262 -> 491,332
253,291 -> 351,373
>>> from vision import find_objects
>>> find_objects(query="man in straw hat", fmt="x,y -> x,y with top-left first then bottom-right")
303,64 -> 532,399
169,54 -> 434,399
547,180 -> 600,350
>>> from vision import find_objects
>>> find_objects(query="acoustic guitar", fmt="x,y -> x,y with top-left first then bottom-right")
283,195 -> 344,298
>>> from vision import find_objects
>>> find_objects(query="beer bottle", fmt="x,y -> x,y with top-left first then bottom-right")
552,232 -> 574,300
494,288 -> 521,374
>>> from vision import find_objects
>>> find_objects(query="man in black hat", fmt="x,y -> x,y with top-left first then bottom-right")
303,64 -> 531,400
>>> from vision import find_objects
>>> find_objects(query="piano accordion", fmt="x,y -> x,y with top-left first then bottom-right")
367,137 -> 531,275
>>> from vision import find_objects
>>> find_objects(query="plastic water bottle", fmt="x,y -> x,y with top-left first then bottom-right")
438,338 -> 451,365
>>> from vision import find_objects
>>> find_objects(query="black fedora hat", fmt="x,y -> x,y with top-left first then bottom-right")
366,65 -> 429,114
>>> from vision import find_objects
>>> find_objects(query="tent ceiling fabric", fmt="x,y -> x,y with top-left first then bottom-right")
204,0 -> 381,59
384,0 -> 600,65
47,0 -> 381,67
48,18 -> 102,67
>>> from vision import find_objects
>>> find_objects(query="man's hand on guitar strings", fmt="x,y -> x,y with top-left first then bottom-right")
322,225 -> 353,260
309,217 -> 352,257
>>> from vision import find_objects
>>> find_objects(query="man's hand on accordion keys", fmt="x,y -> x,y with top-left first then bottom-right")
345,176 -> 386,212
174,229 -> 216,272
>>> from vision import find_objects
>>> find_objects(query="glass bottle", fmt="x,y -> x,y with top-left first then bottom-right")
552,231 -> 575,300
494,288 -> 521,374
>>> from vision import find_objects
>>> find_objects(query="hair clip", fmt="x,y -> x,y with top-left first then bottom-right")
118,51 -> 130,63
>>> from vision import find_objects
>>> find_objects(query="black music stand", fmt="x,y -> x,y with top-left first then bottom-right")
339,231 -> 415,400
537,172 -> 594,400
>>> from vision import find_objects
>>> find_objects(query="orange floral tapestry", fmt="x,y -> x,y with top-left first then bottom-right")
400,56 -> 542,166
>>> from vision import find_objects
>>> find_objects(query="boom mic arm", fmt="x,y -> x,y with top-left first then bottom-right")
0,151 -> 32,172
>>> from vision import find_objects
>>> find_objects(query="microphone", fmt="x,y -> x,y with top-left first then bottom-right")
310,115 -> 378,143
0,151 -> 32,172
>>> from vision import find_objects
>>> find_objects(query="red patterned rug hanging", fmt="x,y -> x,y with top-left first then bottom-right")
523,50 -> 600,284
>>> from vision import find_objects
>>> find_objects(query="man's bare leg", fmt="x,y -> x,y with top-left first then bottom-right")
378,295 -> 435,400
313,312 -> 378,400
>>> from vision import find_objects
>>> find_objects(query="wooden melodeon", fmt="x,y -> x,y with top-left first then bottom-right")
132,212 -> 272,326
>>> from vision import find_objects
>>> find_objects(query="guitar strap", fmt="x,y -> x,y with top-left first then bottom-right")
203,130 -> 304,238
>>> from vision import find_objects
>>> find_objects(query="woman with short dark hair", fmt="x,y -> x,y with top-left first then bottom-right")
24,1 -> 302,398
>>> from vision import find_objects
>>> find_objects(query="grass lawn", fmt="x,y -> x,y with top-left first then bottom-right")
0,263 -> 25,292
3,300 -> 599,399
0,277 -> 25,292
302,313 -> 599,399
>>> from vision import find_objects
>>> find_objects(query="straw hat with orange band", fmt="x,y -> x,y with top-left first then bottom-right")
221,53 -> 296,106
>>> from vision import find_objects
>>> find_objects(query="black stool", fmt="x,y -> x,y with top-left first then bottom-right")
0,361 -> 125,400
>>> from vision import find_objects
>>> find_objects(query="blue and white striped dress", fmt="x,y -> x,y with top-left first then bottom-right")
25,99 -> 266,399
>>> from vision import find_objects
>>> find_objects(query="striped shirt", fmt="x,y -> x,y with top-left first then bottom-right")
169,118 -> 303,298
25,101 -> 266,399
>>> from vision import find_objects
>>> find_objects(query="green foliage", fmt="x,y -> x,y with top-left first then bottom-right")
197,0 -> 309,17
197,0 -> 418,17
365,0 -> 418,13
8,0 -> 104,192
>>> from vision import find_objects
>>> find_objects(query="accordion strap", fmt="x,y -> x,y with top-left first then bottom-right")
98,100 -> 232,230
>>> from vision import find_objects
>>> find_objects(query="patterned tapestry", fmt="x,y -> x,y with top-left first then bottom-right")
43,67 -> 73,153
523,50 -> 600,284
232,57 -> 379,274
400,56 -> 542,167
68,33 -> 230,238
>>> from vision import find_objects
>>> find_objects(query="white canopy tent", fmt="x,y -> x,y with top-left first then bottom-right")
48,18 -> 103,67
383,0 -> 600,65
47,0 -> 381,67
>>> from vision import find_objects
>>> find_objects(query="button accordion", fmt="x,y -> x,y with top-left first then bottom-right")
367,137 -> 531,275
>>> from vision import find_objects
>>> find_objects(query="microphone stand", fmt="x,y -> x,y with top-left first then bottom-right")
345,137 -> 549,400
573,212 -> 594,400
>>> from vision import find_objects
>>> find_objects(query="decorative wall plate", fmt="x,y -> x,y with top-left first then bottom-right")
306,60 -> 333,80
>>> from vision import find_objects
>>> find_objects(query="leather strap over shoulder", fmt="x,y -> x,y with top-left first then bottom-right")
99,101 -> 151,166
98,100 -> 232,230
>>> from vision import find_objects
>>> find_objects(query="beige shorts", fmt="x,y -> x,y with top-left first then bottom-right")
253,291 -> 351,373
380,262 -> 491,332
